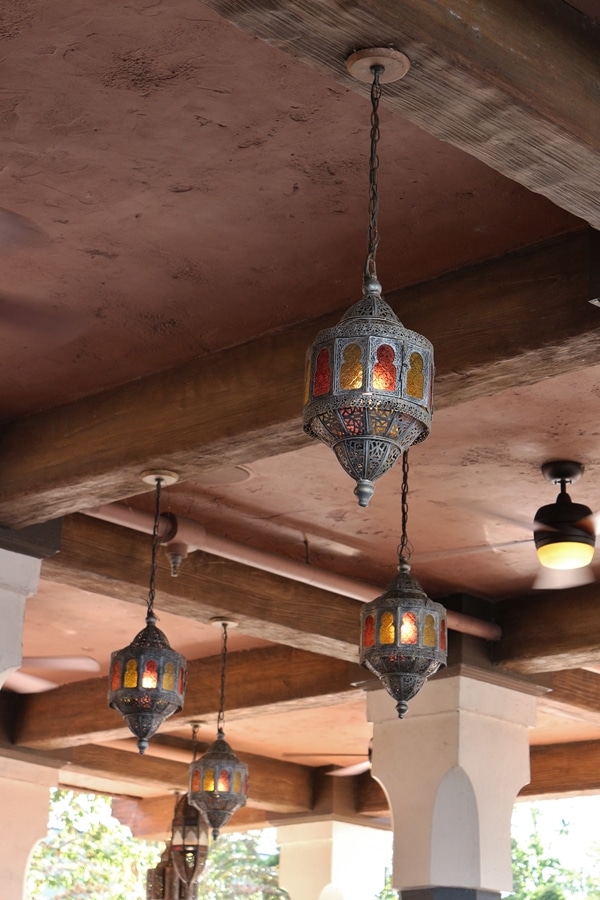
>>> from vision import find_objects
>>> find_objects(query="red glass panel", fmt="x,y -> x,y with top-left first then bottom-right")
111,661 -> 121,691
217,769 -> 230,792
142,659 -> 158,689
373,344 -> 397,391
440,620 -> 447,652
178,667 -> 185,694
363,614 -> 375,648
191,769 -> 200,791
313,348 -> 331,396
400,611 -> 418,645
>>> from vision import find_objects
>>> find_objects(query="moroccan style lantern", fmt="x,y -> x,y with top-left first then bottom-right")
188,619 -> 248,840
147,845 -> 186,900
303,49 -> 434,507
108,473 -> 187,754
170,792 -> 208,898
360,451 -> 447,717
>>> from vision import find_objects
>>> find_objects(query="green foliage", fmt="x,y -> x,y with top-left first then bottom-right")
372,871 -> 398,899
196,831 -> 289,899
26,789 -> 161,900
506,805 -> 600,900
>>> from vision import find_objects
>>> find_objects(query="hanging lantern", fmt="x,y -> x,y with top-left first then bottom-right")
170,791 -> 208,899
188,619 -> 249,840
360,451 -> 447,717
303,49 -> 434,508
108,472 -> 187,754
147,844 -> 197,900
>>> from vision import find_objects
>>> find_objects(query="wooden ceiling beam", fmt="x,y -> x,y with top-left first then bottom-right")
494,585 -> 600,674
57,745 -> 313,814
12,643 -> 364,750
204,0 -> 600,227
0,231 -> 595,529
41,514 -> 362,662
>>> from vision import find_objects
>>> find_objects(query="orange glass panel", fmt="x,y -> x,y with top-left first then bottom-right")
110,661 -> 121,691
313,348 -> 331,397
191,770 -> 200,792
303,358 -> 311,405
203,769 -> 215,792
440,620 -> 447,652
163,662 -> 175,691
233,771 -> 242,793
363,614 -> 375,648
142,659 -> 158,689
340,343 -> 363,390
379,611 -> 395,645
373,344 -> 397,391
423,614 -> 436,647
407,351 -> 425,399
123,659 -> 138,689
178,667 -> 185,693
400,612 -> 418,645
217,769 -> 230,792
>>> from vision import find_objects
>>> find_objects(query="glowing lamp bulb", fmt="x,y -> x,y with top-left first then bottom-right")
537,541 -> 595,570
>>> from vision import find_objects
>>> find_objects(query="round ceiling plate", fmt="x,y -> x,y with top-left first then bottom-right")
141,469 -> 180,486
210,616 -> 239,629
541,460 -> 584,484
346,47 -> 410,84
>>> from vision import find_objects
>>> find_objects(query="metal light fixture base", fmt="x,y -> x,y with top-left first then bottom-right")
541,460 -> 584,484
346,48 -> 410,83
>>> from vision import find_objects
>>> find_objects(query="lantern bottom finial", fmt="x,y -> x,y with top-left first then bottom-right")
354,479 -> 375,507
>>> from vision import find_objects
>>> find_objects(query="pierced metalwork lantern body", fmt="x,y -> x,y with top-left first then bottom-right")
108,612 -> 187,754
360,562 -> 446,718
147,845 -> 198,900
170,794 -> 209,897
303,281 -> 434,507
188,730 -> 249,840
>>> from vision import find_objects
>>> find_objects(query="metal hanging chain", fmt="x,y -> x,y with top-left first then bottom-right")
364,64 -> 384,284
191,723 -> 199,762
398,450 -> 413,563
217,622 -> 228,736
147,476 -> 163,619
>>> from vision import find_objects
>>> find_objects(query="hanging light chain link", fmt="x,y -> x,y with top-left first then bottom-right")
147,476 -> 163,617
364,64 -> 383,283
398,450 -> 413,563
217,623 -> 228,735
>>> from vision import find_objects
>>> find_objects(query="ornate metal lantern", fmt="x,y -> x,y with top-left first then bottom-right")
188,620 -> 249,840
303,49 -> 434,508
170,792 -> 208,898
360,452 -> 447,717
108,473 -> 187,754
146,844 -> 198,900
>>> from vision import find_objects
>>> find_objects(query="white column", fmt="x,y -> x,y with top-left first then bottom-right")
277,820 -> 392,900
0,755 -> 59,899
0,548 -> 42,687
367,672 -> 538,896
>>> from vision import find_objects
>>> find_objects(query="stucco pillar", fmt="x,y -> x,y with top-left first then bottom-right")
277,820 -> 392,900
367,669 -> 538,900
0,755 -> 59,899
0,548 -> 42,687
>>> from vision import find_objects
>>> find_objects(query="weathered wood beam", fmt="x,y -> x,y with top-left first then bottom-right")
57,745 -> 313,814
537,669 -> 600,727
112,794 -> 271,841
494,585 -> 600,674
42,514 -> 361,662
12,644 -> 364,750
522,740 -> 600,799
0,231 -> 596,529
204,0 -> 600,226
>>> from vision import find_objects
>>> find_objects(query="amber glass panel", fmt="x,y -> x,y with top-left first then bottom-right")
363,614 -> 375,648
178,667 -> 185,694
233,770 -> 242,793
340,343 -> 363,390
111,661 -> 121,691
203,768 -> 215,792
217,769 -> 230,792
440,620 -> 447,652
373,344 -> 397,391
400,611 -> 418,645
191,769 -> 200,792
313,347 -> 331,396
142,659 -> 158,689
379,611 -> 395,645
423,614 -> 436,647
163,662 -> 175,691
407,351 -> 425,399
124,659 -> 138,689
